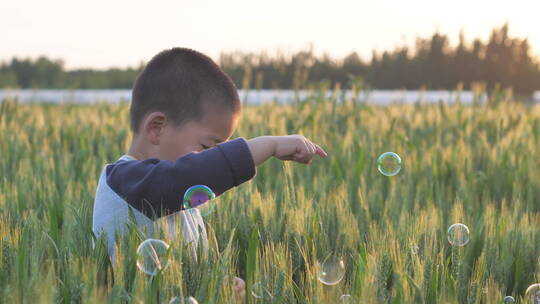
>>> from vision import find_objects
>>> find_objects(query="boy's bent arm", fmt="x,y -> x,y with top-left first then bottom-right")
106,138 -> 256,218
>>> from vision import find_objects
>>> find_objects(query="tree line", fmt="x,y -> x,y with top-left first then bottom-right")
1,24 -> 539,93
0,58 -> 142,89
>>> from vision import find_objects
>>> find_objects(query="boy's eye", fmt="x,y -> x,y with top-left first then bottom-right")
201,144 -> 210,150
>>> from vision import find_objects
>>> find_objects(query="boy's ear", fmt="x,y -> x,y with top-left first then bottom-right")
143,112 -> 167,145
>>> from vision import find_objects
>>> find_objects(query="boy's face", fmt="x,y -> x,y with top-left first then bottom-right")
157,108 -> 240,161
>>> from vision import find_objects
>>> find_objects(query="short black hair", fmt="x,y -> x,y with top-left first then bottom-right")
130,47 -> 240,134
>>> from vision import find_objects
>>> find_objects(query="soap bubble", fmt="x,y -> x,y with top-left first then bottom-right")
182,185 -> 216,216
503,296 -> 515,303
447,223 -> 470,247
340,294 -> 353,303
377,152 -> 402,176
168,297 -> 198,304
251,281 -> 272,299
317,254 -> 346,285
525,284 -> 540,303
136,239 -> 170,276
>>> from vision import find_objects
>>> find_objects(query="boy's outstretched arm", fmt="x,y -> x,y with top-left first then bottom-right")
106,136 -> 326,219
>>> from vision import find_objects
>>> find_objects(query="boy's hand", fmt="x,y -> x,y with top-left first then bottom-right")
222,276 -> 246,303
247,135 -> 327,166
232,277 -> 246,303
273,135 -> 327,164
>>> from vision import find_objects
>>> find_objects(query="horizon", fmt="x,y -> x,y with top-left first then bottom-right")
2,0 -> 538,70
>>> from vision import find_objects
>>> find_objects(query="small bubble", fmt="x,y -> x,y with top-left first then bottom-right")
340,294 -> 353,303
184,297 -> 198,304
447,223 -> 470,247
168,297 -> 198,304
410,243 -> 419,256
182,185 -> 216,216
503,296 -> 515,303
377,152 -> 402,176
317,254 -> 345,285
251,282 -> 272,299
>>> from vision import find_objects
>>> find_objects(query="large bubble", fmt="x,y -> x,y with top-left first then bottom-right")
136,239 -> 170,276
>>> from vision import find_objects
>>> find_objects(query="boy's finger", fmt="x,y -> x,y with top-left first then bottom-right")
314,144 -> 328,157
299,140 -> 311,157
299,154 -> 312,163
306,141 -> 317,155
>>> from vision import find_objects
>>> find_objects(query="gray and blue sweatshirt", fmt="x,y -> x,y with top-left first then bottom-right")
92,137 -> 256,261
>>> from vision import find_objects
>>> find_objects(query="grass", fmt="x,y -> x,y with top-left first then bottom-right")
0,92 -> 539,303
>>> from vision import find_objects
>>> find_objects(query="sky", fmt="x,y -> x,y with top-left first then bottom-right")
2,0 -> 538,70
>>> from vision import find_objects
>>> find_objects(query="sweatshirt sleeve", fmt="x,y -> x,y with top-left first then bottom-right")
106,137 -> 256,218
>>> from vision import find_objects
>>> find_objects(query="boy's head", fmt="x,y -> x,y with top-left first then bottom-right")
130,48 -> 241,161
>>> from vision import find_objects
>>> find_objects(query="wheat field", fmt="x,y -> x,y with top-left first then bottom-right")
0,92 -> 539,303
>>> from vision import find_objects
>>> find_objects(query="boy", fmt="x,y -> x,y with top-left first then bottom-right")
92,47 -> 327,263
